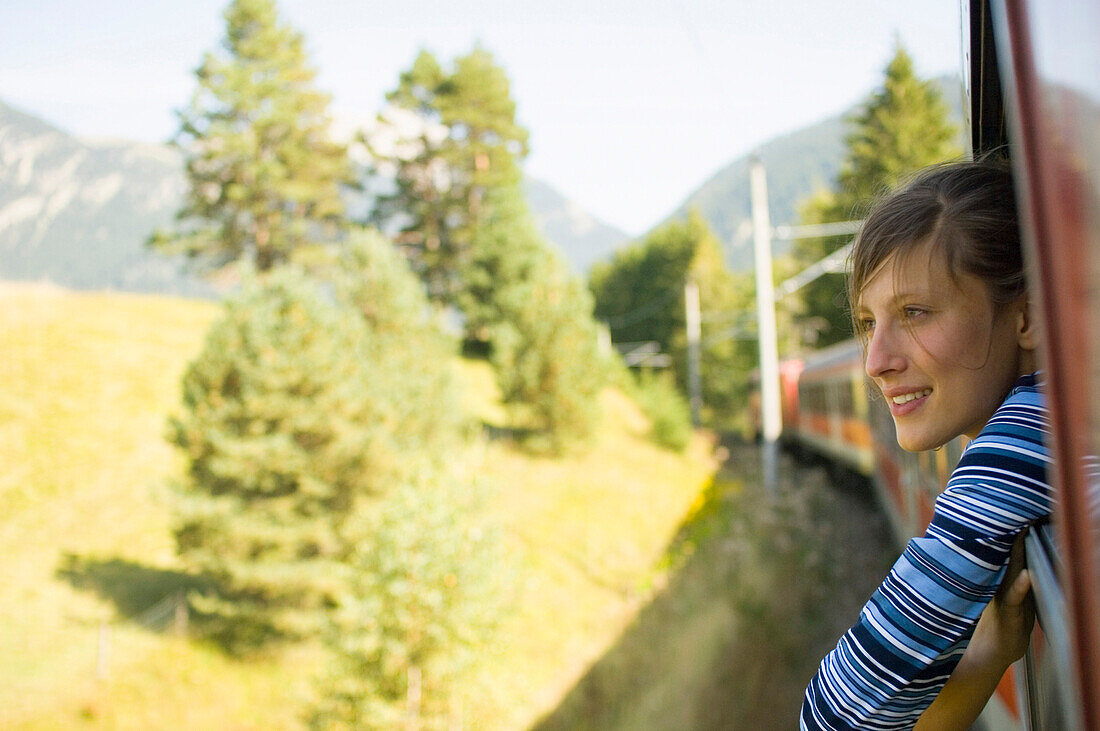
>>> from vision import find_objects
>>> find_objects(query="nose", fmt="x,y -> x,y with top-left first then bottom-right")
864,322 -> 906,379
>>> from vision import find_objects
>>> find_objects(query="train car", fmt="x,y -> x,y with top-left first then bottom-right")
768,2 -> 1100,726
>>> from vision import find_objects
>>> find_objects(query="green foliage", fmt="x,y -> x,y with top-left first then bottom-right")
151,0 -> 352,272
310,475 -> 501,729
368,49 -> 606,450
171,234 -> 501,723
369,46 -> 529,305
791,45 -> 961,347
490,255 -> 606,453
633,370 -> 693,452
170,267 -> 379,649
590,210 -> 756,426
319,233 -> 502,724
448,183 -> 605,451
458,184 -> 549,343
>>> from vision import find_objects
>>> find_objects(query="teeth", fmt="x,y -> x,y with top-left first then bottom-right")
892,388 -> 932,404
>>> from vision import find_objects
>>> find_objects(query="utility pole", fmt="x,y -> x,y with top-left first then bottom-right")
750,155 -> 781,493
684,279 -> 702,426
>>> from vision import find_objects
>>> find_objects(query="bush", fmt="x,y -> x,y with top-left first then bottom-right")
634,370 -> 693,452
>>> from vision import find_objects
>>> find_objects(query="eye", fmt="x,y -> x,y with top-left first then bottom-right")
857,317 -> 875,333
902,307 -> 928,319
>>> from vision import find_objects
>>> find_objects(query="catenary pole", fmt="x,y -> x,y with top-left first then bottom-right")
750,155 -> 781,493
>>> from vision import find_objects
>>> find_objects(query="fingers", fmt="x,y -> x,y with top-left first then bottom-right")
997,532 -> 1029,600
1004,568 -> 1032,606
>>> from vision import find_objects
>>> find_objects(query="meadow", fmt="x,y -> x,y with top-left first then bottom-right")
0,282 -> 727,728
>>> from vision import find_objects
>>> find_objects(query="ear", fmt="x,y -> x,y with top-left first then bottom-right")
1016,296 -> 1040,351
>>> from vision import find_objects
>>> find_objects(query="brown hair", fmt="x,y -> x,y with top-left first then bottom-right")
848,158 -> 1025,337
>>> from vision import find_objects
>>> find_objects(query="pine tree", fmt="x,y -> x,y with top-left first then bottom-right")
459,184 -> 606,451
838,47 -> 960,204
458,183 -> 550,343
170,267 -> 381,649
490,256 -> 605,452
368,47 -> 529,305
150,0 -> 352,273
170,233 -> 496,672
791,45 -> 960,347
308,231 -> 502,725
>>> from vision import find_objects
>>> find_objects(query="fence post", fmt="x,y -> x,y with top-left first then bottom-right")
96,622 -> 110,680
406,665 -> 422,730
173,590 -> 188,636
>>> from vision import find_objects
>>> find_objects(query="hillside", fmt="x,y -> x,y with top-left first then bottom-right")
0,99 -> 627,291
0,283 -> 721,728
524,177 -> 630,273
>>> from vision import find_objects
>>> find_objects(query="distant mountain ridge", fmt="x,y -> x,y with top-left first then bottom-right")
670,75 -> 964,271
0,98 -> 629,294
668,114 -> 847,271
0,76 -> 961,291
0,99 -> 213,295
523,178 -> 630,273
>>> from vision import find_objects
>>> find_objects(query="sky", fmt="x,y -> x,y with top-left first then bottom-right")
0,0 -> 962,236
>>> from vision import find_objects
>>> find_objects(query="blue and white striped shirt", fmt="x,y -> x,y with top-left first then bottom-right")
801,373 -> 1052,730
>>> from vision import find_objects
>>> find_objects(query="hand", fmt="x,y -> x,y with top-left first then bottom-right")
968,534 -> 1036,670
914,533 -> 1036,730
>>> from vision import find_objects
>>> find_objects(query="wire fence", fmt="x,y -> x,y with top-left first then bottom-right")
2,590 -> 191,727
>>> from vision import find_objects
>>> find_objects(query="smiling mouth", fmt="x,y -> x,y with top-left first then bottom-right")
888,388 -> 931,417
891,388 -> 932,405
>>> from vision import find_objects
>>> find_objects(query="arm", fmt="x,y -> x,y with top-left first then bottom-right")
915,537 -> 1036,731
802,389 -> 1050,730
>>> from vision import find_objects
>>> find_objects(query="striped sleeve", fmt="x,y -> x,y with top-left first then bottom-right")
801,377 -> 1052,730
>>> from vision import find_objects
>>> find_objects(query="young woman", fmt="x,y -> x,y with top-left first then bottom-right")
800,159 -> 1052,730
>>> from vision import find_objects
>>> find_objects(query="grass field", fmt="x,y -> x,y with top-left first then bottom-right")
0,282 -> 725,728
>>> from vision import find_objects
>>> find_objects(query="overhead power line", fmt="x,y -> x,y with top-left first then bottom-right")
775,241 -> 854,299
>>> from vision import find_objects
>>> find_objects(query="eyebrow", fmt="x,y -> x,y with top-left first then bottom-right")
855,289 -> 935,316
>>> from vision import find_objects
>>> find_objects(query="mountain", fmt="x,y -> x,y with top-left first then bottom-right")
668,115 -> 847,271
0,100 -> 215,296
669,76 -> 965,271
524,178 -> 630,273
0,99 -> 627,293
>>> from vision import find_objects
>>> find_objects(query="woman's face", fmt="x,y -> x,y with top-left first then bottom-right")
856,240 -> 1034,452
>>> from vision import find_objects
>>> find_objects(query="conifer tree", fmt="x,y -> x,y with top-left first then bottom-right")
170,233 -> 497,667
490,255 -> 605,452
310,231 -> 501,725
461,185 -> 606,450
792,45 -> 960,347
170,267 -> 380,649
458,183 -> 550,342
368,47 -> 529,305
150,0 -> 351,273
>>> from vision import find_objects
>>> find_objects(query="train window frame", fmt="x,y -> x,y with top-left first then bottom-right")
1022,522 -> 1084,729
